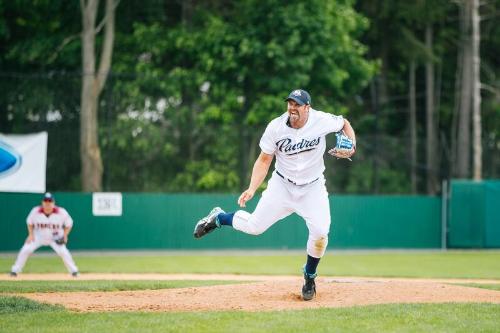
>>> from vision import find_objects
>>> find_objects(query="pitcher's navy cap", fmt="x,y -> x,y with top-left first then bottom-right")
43,192 -> 54,202
286,89 -> 311,105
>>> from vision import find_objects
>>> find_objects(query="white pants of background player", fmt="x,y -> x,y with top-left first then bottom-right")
11,239 -> 78,274
233,171 -> 330,258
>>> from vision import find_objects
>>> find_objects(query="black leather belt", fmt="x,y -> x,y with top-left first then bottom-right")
275,170 -> 319,186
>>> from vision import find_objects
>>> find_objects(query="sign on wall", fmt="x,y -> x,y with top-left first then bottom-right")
92,192 -> 123,216
0,132 -> 48,193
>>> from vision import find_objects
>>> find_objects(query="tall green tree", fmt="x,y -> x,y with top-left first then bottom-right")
471,0 -> 482,180
356,0 -> 460,194
80,0 -> 119,192
3,0 -> 497,193
107,0 -> 375,191
0,0 -> 83,189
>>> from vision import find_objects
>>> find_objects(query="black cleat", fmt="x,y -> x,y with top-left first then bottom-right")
9,272 -> 17,277
301,270 -> 317,301
72,272 -> 79,277
193,207 -> 224,239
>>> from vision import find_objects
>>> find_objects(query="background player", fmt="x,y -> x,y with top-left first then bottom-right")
194,89 -> 356,300
10,192 -> 79,277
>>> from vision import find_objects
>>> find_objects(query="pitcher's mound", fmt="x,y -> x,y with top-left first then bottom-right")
14,274 -> 500,312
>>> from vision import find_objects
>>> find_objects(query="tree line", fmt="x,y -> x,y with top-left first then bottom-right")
0,0 -> 498,194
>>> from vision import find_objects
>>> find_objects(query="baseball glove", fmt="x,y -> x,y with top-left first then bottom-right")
54,237 -> 66,245
328,131 -> 356,160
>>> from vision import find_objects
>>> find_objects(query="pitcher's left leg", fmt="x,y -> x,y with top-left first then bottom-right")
296,181 -> 331,300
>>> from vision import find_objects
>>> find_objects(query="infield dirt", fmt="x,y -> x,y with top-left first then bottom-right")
5,274 -> 500,312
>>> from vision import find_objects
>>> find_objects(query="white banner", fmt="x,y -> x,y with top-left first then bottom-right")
0,132 -> 48,193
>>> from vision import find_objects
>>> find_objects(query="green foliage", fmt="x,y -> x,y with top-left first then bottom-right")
2,0 -> 498,193
102,0 -> 375,192
0,3 -> 6,40
169,161 -> 239,191
0,0 -> 81,69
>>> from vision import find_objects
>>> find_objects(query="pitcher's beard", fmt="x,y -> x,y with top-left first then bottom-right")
289,113 -> 299,122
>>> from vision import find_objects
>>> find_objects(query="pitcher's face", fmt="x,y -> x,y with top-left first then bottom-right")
287,100 -> 309,126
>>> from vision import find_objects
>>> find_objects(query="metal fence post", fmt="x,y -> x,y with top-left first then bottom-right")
441,179 -> 448,250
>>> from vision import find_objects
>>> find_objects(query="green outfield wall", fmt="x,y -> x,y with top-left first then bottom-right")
0,193 -> 442,251
448,180 -> 500,248
1,180 -> 498,251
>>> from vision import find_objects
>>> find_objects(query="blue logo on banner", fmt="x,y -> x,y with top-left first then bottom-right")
0,141 -> 22,178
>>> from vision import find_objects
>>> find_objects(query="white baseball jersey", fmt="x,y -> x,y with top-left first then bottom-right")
232,107 -> 346,258
27,206 -> 73,244
259,108 -> 344,185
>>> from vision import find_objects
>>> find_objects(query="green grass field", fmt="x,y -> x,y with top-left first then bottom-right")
2,250 -> 500,278
0,280 -> 241,293
1,300 -> 498,333
1,251 -> 499,332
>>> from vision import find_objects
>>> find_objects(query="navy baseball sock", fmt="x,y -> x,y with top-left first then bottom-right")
217,212 -> 235,227
305,255 -> 320,276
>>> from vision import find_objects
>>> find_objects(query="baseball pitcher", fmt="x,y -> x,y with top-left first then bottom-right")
194,89 -> 355,300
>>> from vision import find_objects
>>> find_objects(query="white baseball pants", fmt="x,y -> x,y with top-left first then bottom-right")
11,239 -> 78,274
233,172 -> 331,258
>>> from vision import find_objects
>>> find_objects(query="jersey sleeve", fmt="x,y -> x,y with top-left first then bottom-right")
324,113 -> 345,133
26,207 -> 38,225
60,208 -> 74,228
259,122 -> 277,155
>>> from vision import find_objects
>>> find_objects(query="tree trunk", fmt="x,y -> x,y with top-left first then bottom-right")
456,0 -> 472,178
471,0 -> 482,180
239,125 -> 250,189
80,0 -> 117,191
435,61 -> 443,180
425,24 -> 438,194
247,131 -> 260,180
378,40 -> 389,107
370,79 -> 380,194
182,0 -> 195,25
450,34 -> 462,178
409,60 -> 417,194
238,89 -> 249,190
434,62 -> 444,185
